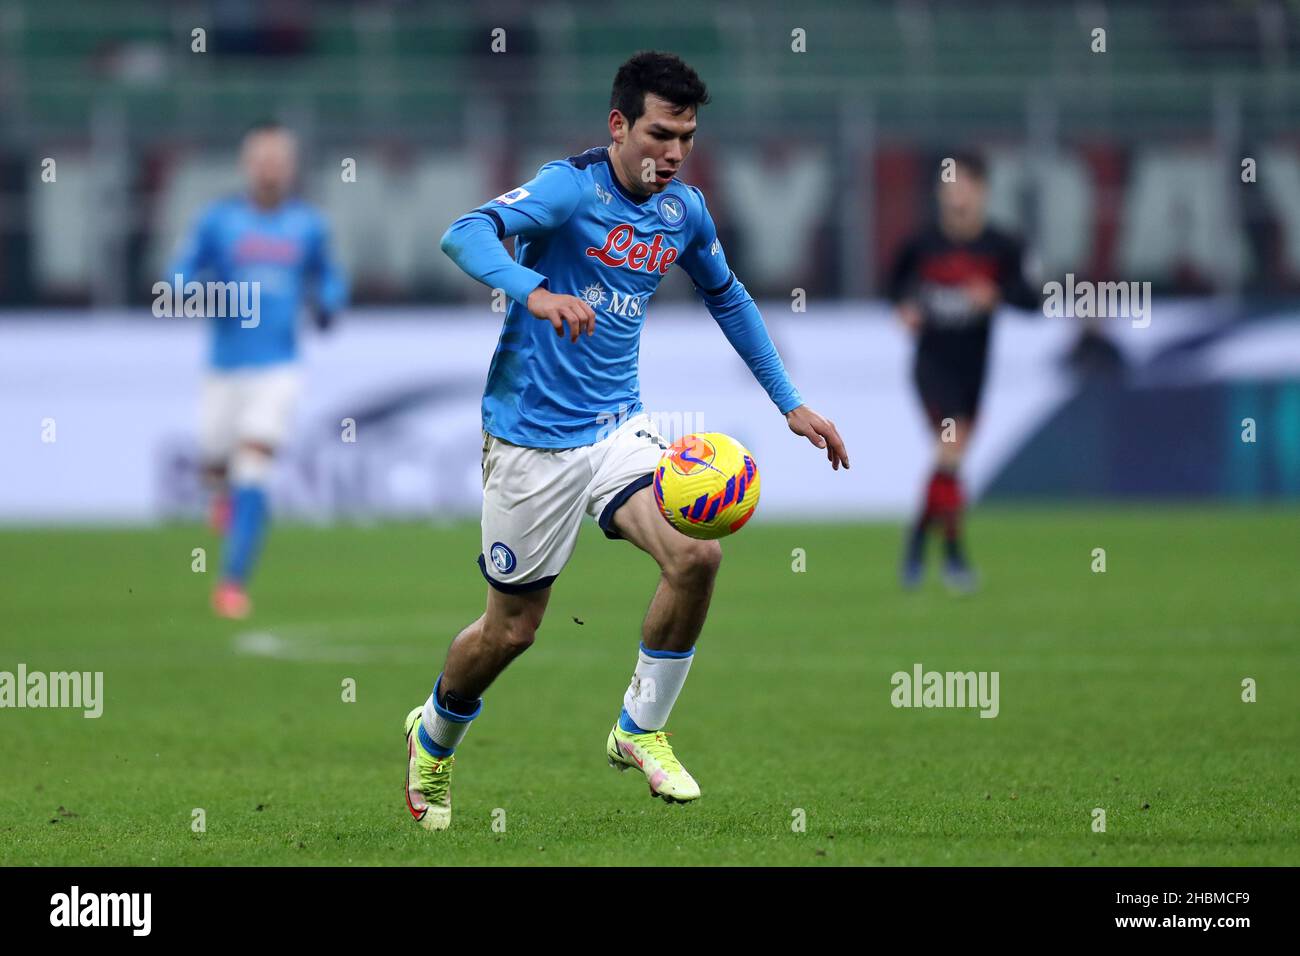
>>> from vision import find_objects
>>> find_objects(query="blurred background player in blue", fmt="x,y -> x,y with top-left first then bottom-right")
168,121 -> 347,618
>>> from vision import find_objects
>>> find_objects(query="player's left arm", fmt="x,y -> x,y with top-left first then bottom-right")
678,188 -> 849,471
305,214 -> 349,331
996,234 -> 1043,312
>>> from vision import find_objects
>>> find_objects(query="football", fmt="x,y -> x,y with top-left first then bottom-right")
652,432 -> 761,539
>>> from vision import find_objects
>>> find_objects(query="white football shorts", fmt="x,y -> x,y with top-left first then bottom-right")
199,363 -> 303,461
478,411 -> 669,592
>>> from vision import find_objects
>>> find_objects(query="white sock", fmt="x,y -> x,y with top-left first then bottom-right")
621,643 -> 694,733
419,674 -> 481,756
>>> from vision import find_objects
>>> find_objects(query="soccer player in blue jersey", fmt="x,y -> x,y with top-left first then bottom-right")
169,122 -> 347,619
404,51 -> 848,829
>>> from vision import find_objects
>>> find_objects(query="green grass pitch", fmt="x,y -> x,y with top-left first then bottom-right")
1,506 -> 1297,866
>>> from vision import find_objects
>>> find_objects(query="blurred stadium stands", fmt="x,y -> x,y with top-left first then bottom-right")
4,0 -> 1300,306
3,2 -> 1300,524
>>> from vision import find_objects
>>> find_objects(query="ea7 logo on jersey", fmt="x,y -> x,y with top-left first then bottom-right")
585,224 -> 679,274
492,187 -> 530,206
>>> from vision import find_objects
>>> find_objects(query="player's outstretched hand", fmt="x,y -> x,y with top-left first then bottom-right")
897,302 -> 923,334
964,277 -> 1000,312
527,287 -> 596,342
786,405 -> 849,471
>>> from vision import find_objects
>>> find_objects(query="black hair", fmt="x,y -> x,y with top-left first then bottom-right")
947,150 -> 988,182
610,51 -> 711,128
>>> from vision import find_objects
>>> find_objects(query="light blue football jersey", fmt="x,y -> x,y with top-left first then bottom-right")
169,196 -> 347,370
441,146 -> 802,448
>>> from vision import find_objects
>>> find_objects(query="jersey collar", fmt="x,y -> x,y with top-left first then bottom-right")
598,147 -> 652,206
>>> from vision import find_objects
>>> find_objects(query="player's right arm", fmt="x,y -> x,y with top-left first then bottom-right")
440,163 -> 596,342
167,203 -> 221,283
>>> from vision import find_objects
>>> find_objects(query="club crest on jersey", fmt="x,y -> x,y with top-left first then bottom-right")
489,542 -> 516,574
585,224 -> 679,274
492,187 -> 530,206
657,195 -> 685,226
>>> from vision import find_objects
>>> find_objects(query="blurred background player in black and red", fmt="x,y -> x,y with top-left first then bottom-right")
888,152 -> 1040,593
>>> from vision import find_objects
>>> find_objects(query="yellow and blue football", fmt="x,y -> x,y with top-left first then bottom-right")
653,432 -> 761,540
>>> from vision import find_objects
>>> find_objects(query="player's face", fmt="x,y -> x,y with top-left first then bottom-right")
610,93 -> 696,196
936,168 -> 987,239
241,130 -> 298,207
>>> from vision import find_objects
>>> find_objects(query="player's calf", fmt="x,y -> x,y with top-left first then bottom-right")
212,443 -> 275,617
202,460 -> 232,533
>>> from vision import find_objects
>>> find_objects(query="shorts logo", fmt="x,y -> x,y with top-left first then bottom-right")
489,542 -> 516,574
492,187 -> 530,206
657,195 -> 685,226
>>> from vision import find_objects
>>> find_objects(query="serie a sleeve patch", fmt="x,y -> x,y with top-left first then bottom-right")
492,187 -> 531,206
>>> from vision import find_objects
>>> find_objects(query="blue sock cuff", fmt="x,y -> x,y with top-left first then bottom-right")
432,674 -> 482,723
618,707 -> 650,735
639,642 -> 695,660
417,722 -> 454,757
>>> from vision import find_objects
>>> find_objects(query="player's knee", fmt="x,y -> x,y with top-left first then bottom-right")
231,444 -> 274,486
501,618 -> 538,654
664,538 -> 722,586
485,608 -> 541,655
